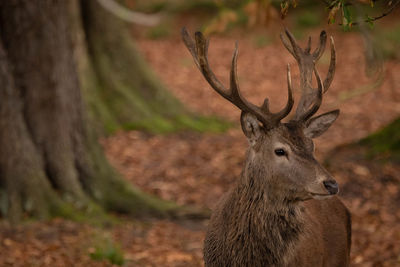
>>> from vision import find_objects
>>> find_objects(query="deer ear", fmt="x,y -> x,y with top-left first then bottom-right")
303,110 -> 339,138
240,112 -> 262,144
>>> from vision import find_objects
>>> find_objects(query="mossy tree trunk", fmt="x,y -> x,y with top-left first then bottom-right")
0,0 -> 206,222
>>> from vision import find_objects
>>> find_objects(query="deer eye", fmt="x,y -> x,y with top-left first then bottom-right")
274,148 -> 286,156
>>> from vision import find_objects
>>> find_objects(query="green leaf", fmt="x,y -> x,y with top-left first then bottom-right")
342,5 -> 350,22
366,15 -> 374,28
341,3 -> 352,30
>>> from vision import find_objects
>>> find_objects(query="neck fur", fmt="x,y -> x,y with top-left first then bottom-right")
225,158 -> 304,265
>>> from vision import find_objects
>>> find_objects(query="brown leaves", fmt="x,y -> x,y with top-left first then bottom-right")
329,147 -> 400,266
102,130 -> 245,209
0,219 -> 108,267
1,27 -> 400,267
115,221 -> 205,266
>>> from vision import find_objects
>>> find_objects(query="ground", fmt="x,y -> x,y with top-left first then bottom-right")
0,27 -> 399,266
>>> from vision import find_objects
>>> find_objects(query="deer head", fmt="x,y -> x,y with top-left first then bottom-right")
182,28 -> 339,202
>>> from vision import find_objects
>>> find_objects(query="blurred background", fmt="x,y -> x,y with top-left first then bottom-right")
0,0 -> 399,266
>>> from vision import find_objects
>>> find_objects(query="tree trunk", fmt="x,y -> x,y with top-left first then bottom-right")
0,0 -> 207,222
0,39 -> 58,221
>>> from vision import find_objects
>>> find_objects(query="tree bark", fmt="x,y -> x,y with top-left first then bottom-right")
0,39 -> 58,221
0,0 -> 207,222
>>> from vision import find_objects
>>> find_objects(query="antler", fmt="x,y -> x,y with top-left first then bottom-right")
280,29 -> 336,122
181,27 -> 294,129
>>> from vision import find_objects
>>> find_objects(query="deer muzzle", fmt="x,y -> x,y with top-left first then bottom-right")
323,180 -> 339,195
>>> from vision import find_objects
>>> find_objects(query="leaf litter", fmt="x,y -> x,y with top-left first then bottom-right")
1,29 -> 399,266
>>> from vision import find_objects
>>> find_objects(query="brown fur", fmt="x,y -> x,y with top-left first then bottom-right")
203,123 -> 351,267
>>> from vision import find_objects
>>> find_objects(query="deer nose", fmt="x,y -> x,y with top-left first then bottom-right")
323,180 -> 339,195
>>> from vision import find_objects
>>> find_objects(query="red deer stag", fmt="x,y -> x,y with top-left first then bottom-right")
182,28 -> 351,267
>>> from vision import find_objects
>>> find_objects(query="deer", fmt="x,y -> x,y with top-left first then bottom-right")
181,27 -> 351,267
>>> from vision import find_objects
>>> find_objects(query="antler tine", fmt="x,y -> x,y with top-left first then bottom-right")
259,64 -> 294,122
280,32 -> 295,58
273,64 -> 294,120
228,41 -> 262,114
181,27 -> 230,99
229,41 -> 249,110
194,32 -> 231,98
181,27 -> 201,69
312,30 -> 327,61
304,36 -> 312,54
284,28 -> 304,60
182,28 -> 294,128
298,67 -> 323,122
323,36 -> 336,93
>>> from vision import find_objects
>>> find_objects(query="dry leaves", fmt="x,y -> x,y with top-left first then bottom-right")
105,28 -> 400,266
0,28 -> 399,266
0,219 -> 109,267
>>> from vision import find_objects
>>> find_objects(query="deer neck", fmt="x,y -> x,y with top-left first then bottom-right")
226,158 -> 305,264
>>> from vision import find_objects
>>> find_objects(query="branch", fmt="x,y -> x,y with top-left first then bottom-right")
362,0 -> 400,23
97,0 -> 161,26
338,0 -> 400,25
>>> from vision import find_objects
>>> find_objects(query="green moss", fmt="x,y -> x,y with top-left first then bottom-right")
89,233 -> 125,266
124,116 -> 176,134
359,118 -> 400,162
123,115 -> 232,134
176,115 -> 232,133
49,200 -> 117,227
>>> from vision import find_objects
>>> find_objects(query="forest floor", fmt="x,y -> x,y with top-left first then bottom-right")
0,27 -> 399,266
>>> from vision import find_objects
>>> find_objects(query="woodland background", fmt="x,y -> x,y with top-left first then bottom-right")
0,0 -> 399,266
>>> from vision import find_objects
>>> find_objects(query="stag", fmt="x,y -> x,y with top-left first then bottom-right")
182,28 -> 351,267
